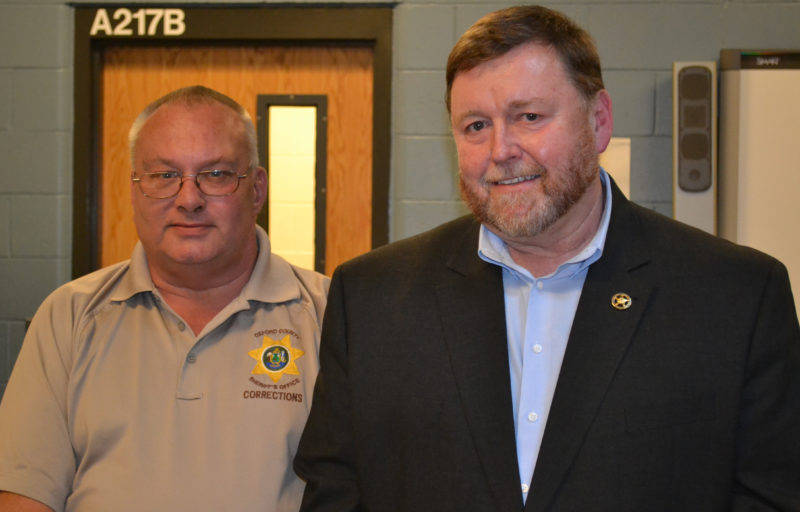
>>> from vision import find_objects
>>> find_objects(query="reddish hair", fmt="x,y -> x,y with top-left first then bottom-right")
446,5 -> 604,111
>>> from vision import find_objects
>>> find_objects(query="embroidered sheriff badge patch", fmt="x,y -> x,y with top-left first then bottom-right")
248,335 -> 305,383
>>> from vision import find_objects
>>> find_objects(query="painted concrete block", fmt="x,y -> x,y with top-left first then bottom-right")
394,71 -> 450,136
0,198 -> 9,257
0,130 -> 71,194
0,5 -> 70,67
723,4 -> 800,49
588,4 -> 721,69
0,70 -> 10,131
395,5 -> 456,70
13,68 -> 72,132
11,194 -> 70,257
0,323 -> 8,381
654,71 -> 673,137
605,70 -> 656,137
630,135 -> 672,204
394,136 -> 459,201
391,199 -> 469,241
0,258 -> 62,319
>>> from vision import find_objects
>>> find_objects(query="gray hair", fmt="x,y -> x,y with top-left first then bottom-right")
128,85 -> 259,169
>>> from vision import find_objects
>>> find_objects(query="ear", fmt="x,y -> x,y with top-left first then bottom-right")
590,89 -> 614,154
251,166 -> 268,217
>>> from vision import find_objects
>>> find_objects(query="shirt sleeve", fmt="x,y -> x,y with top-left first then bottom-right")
0,289 -> 78,512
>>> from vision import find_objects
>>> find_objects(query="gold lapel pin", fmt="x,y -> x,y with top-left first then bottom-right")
611,293 -> 632,310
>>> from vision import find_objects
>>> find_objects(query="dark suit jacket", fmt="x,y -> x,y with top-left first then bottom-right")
295,181 -> 800,511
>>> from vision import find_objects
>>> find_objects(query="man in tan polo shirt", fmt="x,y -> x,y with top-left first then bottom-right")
0,85 -> 329,511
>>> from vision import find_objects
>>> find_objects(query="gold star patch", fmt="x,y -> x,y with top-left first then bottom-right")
248,335 -> 305,383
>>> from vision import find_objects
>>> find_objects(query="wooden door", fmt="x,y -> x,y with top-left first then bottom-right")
100,45 -> 373,275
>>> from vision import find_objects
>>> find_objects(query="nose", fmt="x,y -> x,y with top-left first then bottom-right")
173,175 -> 205,212
490,123 -> 521,164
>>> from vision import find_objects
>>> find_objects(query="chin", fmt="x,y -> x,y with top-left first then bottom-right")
163,247 -> 219,266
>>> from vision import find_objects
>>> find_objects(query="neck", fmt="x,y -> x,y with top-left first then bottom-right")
149,241 -> 259,335
500,178 -> 605,278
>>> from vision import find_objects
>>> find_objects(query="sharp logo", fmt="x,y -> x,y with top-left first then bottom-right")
756,56 -> 781,66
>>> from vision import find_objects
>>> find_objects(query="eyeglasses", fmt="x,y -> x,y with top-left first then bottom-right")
131,169 -> 249,199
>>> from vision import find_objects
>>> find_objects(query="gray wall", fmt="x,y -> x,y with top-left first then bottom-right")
1,0 -> 798,396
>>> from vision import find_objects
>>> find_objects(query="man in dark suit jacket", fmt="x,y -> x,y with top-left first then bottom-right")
295,5 -> 800,511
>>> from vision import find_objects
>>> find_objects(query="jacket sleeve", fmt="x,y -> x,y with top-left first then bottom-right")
294,266 -> 364,512
731,259 -> 800,511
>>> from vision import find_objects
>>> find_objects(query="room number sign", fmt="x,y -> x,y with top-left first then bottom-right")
89,8 -> 186,36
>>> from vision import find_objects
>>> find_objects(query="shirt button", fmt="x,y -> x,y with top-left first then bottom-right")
186,353 -> 197,364
536,281 -> 544,290
177,322 -> 186,332
521,483 -> 529,493
527,411 -> 539,422
533,344 -> 543,353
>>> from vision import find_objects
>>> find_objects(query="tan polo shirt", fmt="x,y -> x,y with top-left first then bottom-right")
0,226 -> 329,512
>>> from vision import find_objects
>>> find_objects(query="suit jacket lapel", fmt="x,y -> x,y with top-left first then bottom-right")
435,218 -> 525,512
527,182 -> 654,512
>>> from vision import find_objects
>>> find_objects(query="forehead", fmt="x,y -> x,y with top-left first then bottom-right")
135,101 -> 248,163
450,43 -> 577,110
142,101 -> 243,137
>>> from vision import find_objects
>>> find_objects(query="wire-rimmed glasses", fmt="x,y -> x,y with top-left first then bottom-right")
131,169 -> 249,199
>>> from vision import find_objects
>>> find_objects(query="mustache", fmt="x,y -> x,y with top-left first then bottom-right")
480,161 -> 546,185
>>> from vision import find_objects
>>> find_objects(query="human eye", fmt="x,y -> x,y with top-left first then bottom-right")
522,113 -> 539,122
146,171 -> 179,181
465,120 -> 487,133
197,169 -> 240,196
201,169 -> 235,181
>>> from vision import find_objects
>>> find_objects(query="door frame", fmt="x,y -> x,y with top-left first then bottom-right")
72,4 -> 393,278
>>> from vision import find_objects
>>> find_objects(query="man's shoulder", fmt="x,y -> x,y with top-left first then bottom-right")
327,214 -> 481,302
343,215 -> 478,271
46,260 -> 131,304
624,200 -> 782,273
21,260 -> 134,352
251,250 -> 330,320
33,260 -> 132,322
253,225 -> 330,302
286,263 -> 331,303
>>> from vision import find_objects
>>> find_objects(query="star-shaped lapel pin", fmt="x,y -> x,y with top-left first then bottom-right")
611,292 -> 632,310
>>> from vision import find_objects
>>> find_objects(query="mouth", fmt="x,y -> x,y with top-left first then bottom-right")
169,223 -> 212,233
493,174 -> 541,186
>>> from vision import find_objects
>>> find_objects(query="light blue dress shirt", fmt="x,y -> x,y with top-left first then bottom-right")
477,170 -> 613,503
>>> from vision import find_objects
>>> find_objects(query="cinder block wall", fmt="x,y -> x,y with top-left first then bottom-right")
1,0 -> 798,397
